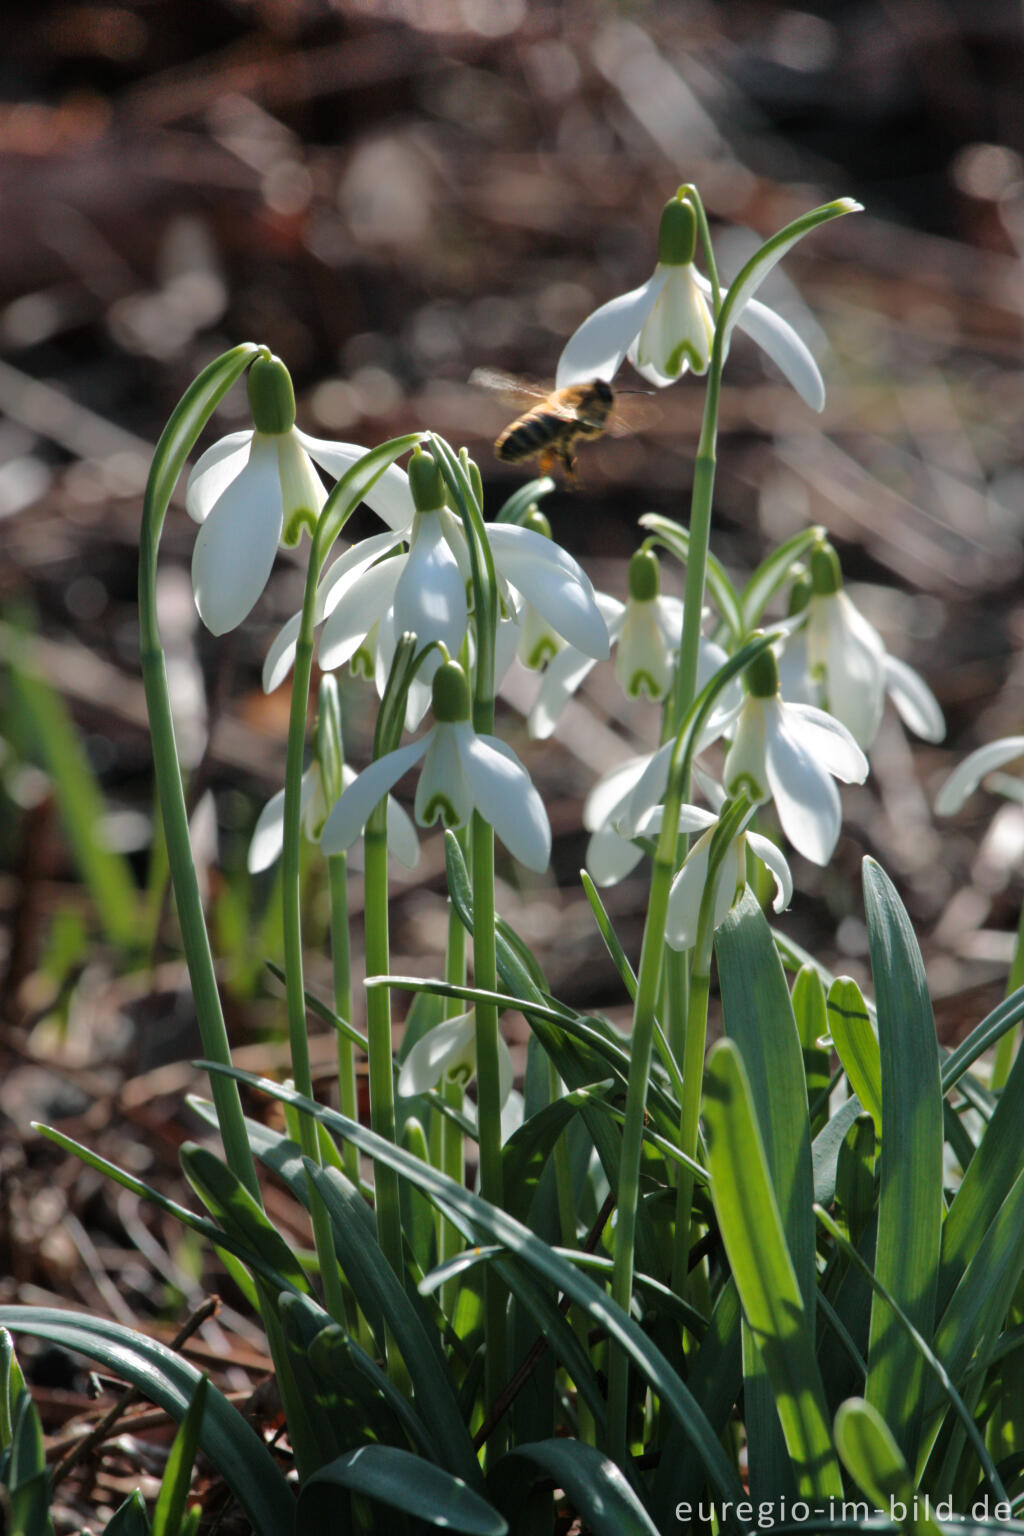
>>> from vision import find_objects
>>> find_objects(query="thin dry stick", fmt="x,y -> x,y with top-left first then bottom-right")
51,1296 -> 221,1486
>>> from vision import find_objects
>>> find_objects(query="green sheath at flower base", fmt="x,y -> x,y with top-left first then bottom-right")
522,506 -> 552,539
247,354 -> 296,435
810,540 -> 843,597
408,447 -> 446,513
744,640 -> 780,699
657,196 -> 698,266
628,547 -> 660,602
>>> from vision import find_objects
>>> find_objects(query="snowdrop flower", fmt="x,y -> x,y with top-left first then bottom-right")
188,354 -> 412,635
637,804 -> 793,950
321,660 -> 551,872
530,549 -> 736,740
398,1009 -> 513,1106
263,451 -> 609,720
781,544 -> 945,750
723,643 -> 868,865
556,193 -> 826,411
935,737 -> 1024,817
247,762 -> 419,874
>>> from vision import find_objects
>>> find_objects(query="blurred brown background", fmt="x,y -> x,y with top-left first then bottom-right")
1,7 -> 1024,1489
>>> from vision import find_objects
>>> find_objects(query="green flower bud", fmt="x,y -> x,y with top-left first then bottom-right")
432,660 -> 471,722
247,355 -> 296,435
657,197 -> 698,267
460,447 -> 484,510
628,548 -> 660,602
522,505 -> 552,539
745,638 -> 780,699
787,572 -> 813,617
408,448 -> 445,514
810,542 -> 842,596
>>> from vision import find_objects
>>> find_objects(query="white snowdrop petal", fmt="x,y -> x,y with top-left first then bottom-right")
191,438 -> 283,634
248,786 -> 287,874
528,647 -> 598,740
320,737 -> 429,855
622,740 -> 674,835
461,729 -> 551,872
487,527 -> 610,660
747,831 -> 794,913
394,519 -> 468,657
583,756 -> 650,832
935,737 -> 1024,816
415,724 -> 474,828
555,269 -> 669,388
732,297 -> 826,413
398,1011 -> 476,1097
317,531 -> 404,622
782,702 -> 869,784
385,795 -> 420,868
319,558 -> 404,671
185,431 -> 254,523
718,201 -> 860,346
765,721 -> 842,865
884,655 -> 945,744
632,265 -> 713,379
296,433 -> 415,531
585,825 -> 646,887
263,612 -> 303,694
666,842 -> 713,951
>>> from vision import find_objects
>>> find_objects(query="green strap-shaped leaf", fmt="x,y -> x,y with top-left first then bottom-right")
835,1398 -> 942,1536
828,975 -> 883,1135
179,1143 -> 312,1296
717,894 -> 817,1502
201,1063 -> 748,1519
939,1031 -> 1024,1311
862,858 -> 944,1465
0,1327 -> 26,1451
299,1445 -> 507,1534
152,1375 -> 207,1536
495,475 -> 555,524
105,1490 -> 152,1536
304,1161 -> 482,1487
495,1438 -> 659,1536
940,982 -> 1024,1095
703,1040 -> 842,1500
0,1308 -> 293,1536
791,964 -> 833,1135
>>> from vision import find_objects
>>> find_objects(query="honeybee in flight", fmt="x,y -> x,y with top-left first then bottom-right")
470,369 -> 626,481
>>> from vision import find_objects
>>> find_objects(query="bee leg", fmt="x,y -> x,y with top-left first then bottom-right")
536,448 -> 557,476
558,444 -> 578,483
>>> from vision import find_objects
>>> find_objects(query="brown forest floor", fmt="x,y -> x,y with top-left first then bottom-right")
1,2 -> 1024,1528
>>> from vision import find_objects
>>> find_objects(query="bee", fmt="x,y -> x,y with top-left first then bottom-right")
470,369 -> 621,481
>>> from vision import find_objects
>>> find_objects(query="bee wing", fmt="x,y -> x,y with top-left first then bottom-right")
469,367 -> 553,407
607,392 -> 661,438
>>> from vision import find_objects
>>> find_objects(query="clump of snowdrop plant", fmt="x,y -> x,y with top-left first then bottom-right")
18,190 -> 1024,1536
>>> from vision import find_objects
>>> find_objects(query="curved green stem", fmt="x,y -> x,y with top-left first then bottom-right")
328,853 -> 359,1184
364,805 -> 405,1276
139,343 -> 261,1198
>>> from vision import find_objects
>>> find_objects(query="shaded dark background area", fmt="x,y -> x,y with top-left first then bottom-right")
0,2 -> 1023,1524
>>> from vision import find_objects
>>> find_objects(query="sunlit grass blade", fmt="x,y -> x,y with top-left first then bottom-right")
178,1143 -> 313,1297
201,1062 -> 749,1517
494,1438 -> 659,1536
703,1040 -> 842,1500
0,1307 -> 294,1536
299,1445 -> 508,1534
6,622 -> 139,951
151,1374 -> 207,1536
104,1490 -> 150,1536
862,857 -> 944,1466
940,983 -> 1024,1094
835,1397 -> 942,1536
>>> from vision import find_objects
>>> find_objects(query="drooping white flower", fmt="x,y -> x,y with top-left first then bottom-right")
935,737 -> 1024,817
722,644 -> 868,865
398,1009 -> 514,1105
248,762 -> 419,874
262,451 -> 609,721
530,549 -> 737,741
320,660 -> 551,872
780,544 -> 945,750
188,354 -> 411,636
637,804 -> 792,950
556,194 -> 828,411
